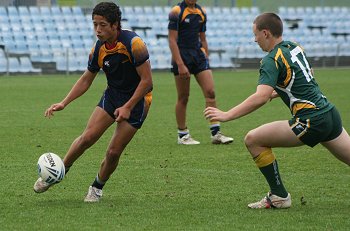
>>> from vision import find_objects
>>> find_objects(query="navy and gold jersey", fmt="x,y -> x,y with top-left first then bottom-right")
88,29 -> 149,93
168,1 -> 206,49
258,41 -> 333,118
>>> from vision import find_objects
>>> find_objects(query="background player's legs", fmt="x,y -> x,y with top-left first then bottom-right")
196,70 -> 233,144
174,75 -> 199,144
195,69 -> 216,109
174,74 -> 190,130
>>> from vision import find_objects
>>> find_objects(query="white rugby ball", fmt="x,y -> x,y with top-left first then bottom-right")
37,152 -> 65,184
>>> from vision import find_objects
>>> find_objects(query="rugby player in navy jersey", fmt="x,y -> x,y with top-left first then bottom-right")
168,0 -> 233,145
205,12 -> 350,209
34,2 -> 153,202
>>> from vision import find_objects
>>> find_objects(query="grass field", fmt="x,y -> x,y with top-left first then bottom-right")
1,69 -> 350,230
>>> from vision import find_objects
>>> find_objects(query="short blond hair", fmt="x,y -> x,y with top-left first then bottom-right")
254,13 -> 283,37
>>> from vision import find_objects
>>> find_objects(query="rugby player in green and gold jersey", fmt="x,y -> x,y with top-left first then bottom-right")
204,12 -> 350,209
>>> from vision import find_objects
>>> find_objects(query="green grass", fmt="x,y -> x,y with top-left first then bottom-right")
1,69 -> 350,230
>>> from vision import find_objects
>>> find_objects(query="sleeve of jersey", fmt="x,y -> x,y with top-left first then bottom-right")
200,9 -> 207,32
168,6 -> 180,30
87,42 -> 101,73
130,37 -> 150,67
258,57 -> 278,87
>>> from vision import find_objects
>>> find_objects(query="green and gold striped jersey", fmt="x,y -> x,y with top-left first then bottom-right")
258,41 -> 334,118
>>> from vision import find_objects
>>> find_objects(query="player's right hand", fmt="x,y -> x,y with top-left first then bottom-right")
178,64 -> 190,78
45,102 -> 65,118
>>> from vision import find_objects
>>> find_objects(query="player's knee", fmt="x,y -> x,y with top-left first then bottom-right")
244,130 -> 257,150
178,94 -> 189,105
105,148 -> 122,164
78,133 -> 97,148
205,89 -> 215,100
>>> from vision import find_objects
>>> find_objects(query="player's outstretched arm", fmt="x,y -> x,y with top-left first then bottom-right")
44,70 -> 97,118
204,84 -> 274,122
44,102 -> 65,118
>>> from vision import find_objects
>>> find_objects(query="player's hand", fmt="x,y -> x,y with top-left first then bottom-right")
45,102 -> 65,118
178,64 -> 190,78
269,90 -> 279,101
204,107 -> 229,122
114,106 -> 131,123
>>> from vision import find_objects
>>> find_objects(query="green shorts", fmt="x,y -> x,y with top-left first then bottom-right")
289,107 -> 343,147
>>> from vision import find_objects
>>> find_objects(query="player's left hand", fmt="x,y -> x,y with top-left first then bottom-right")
114,107 -> 131,123
45,102 -> 65,118
269,90 -> 279,101
204,107 -> 228,122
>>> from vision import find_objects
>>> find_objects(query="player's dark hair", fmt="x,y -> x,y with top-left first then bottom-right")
92,2 -> 122,30
254,13 -> 283,37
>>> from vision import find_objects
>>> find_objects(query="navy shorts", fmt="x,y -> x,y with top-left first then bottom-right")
171,48 -> 210,75
289,107 -> 343,147
97,87 -> 152,129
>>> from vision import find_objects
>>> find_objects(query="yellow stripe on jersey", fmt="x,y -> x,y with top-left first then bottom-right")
254,148 -> 276,168
144,92 -> 152,108
274,48 -> 291,87
292,102 -> 317,115
182,7 -> 205,22
170,5 -> 181,18
97,43 -> 132,68
131,37 -> 149,65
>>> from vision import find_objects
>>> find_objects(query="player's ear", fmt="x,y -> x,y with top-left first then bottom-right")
263,29 -> 270,38
112,22 -> 118,31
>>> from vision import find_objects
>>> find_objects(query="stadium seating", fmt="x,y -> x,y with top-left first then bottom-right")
19,56 -> 42,73
0,5 -> 349,74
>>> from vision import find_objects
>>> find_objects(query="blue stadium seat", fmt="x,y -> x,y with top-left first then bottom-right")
209,53 -> 221,68
0,49 -> 7,74
0,5 -> 348,73
18,6 -> 29,16
72,6 -> 83,16
55,56 -> 68,71
29,6 -> 40,16
7,6 -> 18,16
8,57 -> 20,73
143,6 -> 154,14
220,52 -> 234,68
0,7 -> 7,16
0,56 -> 7,73
61,6 -> 72,15
40,6 -> 51,16
19,56 -> 41,73
50,6 -> 61,16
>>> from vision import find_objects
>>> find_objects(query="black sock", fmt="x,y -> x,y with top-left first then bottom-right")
210,124 -> 220,136
65,165 -> 72,174
178,128 -> 189,138
92,174 -> 107,190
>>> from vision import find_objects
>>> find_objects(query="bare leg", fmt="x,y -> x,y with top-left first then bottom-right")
321,128 -> 350,165
195,69 -> 216,108
174,75 -> 190,129
98,121 -> 138,181
244,120 -> 304,157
